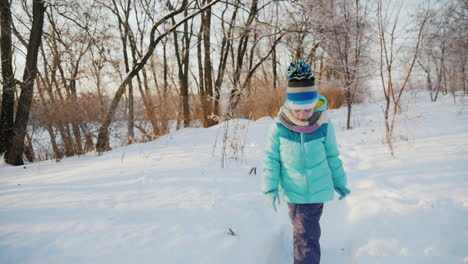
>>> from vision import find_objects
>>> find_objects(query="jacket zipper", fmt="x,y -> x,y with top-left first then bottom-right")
301,133 -> 311,198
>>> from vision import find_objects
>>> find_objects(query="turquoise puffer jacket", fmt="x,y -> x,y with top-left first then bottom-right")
262,96 -> 347,204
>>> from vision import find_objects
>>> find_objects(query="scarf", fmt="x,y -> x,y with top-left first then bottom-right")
276,106 -> 328,134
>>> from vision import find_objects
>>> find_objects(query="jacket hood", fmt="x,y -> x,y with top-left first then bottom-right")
314,95 -> 328,112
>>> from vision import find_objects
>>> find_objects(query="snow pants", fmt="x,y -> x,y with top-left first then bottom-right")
288,203 -> 324,264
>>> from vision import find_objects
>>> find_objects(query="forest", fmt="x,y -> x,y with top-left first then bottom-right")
0,0 -> 466,165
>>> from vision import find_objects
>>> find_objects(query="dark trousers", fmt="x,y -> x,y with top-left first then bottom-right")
288,203 -> 324,264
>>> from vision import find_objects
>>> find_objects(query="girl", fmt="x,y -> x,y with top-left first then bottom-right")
262,60 -> 350,264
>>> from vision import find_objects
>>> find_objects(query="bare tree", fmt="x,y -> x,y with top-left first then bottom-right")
418,0 -> 467,101
227,1 -> 286,115
30,0 -> 105,158
95,0 -> 222,153
169,0 -> 193,128
0,0 -> 16,155
4,0 -> 46,165
197,0 -> 216,127
207,0 -> 241,125
227,0 -> 259,114
318,0 -> 370,129
376,0 -> 430,155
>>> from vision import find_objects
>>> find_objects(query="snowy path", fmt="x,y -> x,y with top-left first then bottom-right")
1,95 -> 467,263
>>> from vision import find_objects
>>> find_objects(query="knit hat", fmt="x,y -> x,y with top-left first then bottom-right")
285,60 -> 318,110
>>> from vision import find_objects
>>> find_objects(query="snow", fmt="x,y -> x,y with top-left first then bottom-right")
1,91 -> 468,264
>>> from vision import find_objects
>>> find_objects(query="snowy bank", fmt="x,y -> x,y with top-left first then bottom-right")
1,92 -> 467,264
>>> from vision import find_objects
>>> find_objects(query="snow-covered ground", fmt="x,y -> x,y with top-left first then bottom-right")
28,120 -> 200,161
1,91 -> 467,264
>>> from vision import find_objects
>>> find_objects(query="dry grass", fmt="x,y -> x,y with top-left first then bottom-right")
236,86 -> 285,119
23,76 -> 363,162
234,78 -> 351,119
318,80 -> 347,109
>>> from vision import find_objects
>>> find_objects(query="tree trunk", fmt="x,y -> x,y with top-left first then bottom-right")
202,1 -> 214,126
69,61 -> 84,155
272,46 -> 277,91
162,42 -> 169,133
171,0 -> 192,128
127,79 -> 134,142
37,77 -> 63,159
197,17 -> 207,126
45,124 -> 62,159
463,60 -> 467,94
24,131 -> 35,162
140,67 -> 159,136
228,0 -> 258,115
0,0 -> 15,155
78,124 -> 94,153
5,0 -> 45,165
346,85 -> 352,129
63,123 -> 75,157
113,0 -> 135,143
213,1 -> 238,121
151,42 -> 169,135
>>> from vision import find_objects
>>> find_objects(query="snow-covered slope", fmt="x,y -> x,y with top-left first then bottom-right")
1,92 -> 467,264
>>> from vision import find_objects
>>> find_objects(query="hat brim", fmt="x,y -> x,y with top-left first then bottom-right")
285,100 -> 317,110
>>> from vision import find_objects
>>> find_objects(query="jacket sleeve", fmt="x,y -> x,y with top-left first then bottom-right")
324,121 -> 347,188
262,123 -> 281,194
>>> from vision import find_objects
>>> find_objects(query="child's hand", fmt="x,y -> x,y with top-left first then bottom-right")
265,191 -> 281,212
334,186 -> 351,200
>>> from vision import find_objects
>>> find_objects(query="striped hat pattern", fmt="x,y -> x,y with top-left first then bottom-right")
285,60 -> 318,110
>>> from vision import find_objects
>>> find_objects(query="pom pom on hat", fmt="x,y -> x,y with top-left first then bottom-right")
287,59 -> 314,80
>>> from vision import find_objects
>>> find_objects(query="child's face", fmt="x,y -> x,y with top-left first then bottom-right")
292,108 -> 314,121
